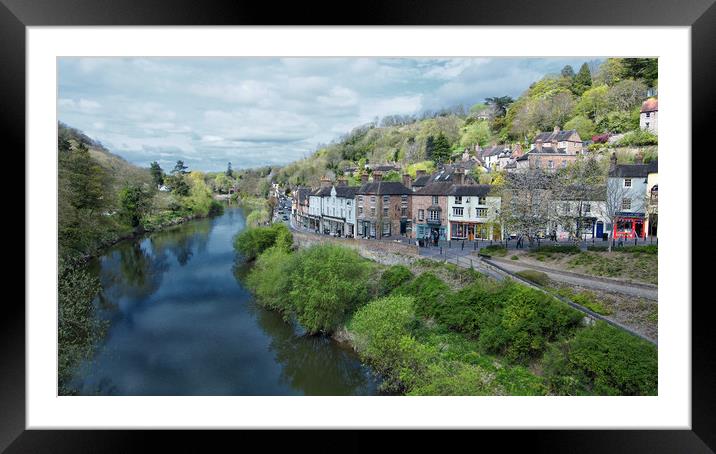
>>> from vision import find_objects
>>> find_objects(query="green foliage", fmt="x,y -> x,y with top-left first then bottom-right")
480,245 -> 508,257
431,132 -> 451,164
515,270 -> 550,286
245,246 -> 293,312
459,120 -> 492,148
379,265 -> 414,296
395,272 -> 451,318
511,255 -> 519,260
620,58 -> 658,87
234,223 -> 292,261
382,170 -> 402,182
564,115 -> 596,139
405,161 -> 436,178
149,161 -> 164,187
571,62 -> 593,96
574,85 -> 609,120
554,287 -> 612,315
596,108 -> 640,133
285,245 -> 375,334
58,258 -> 107,395
118,183 -> 152,229
543,321 -> 657,395
616,129 -> 658,146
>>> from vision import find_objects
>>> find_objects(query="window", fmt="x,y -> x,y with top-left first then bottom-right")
453,207 -> 464,217
455,196 -> 463,204
347,200 -> 351,206
370,207 -> 376,216
371,196 -> 376,204
563,202 -> 570,213
383,207 -> 389,216
624,178 -> 632,188
401,207 -> 407,217
646,112 -> 651,118
622,197 -> 631,210
358,196 -> 363,204
432,196 -> 439,205
562,161 -> 567,168
476,208 -> 488,217
584,203 -> 591,213
383,195 -> 390,204
478,197 -> 486,205
358,207 -> 363,216
401,195 -> 408,203
429,210 -> 440,221
418,209 -> 424,221
382,222 -> 391,236
548,160 -> 554,169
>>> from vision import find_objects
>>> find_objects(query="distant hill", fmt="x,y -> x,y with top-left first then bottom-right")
58,122 -> 152,191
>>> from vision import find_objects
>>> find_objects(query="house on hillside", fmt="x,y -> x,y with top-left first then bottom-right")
608,154 -> 658,239
447,184 -> 502,240
550,186 -> 609,241
410,164 -> 478,192
640,97 -> 658,134
355,172 -> 412,238
516,127 -> 582,171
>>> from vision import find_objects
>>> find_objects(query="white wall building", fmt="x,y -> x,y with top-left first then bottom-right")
319,183 -> 358,236
446,185 -> 502,240
639,98 -> 658,134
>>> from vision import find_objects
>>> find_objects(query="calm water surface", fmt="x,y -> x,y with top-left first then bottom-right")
71,207 -> 381,395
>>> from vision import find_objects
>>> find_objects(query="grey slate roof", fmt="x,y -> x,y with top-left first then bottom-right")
448,184 -> 491,197
357,181 -> 412,195
414,181 -> 454,196
609,160 -> 658,178
335,186 -> 360,198
534,129 -> 580,143
295,187 -> 311,204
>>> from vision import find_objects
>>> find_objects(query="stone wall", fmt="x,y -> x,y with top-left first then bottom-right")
292,231 -> 420,266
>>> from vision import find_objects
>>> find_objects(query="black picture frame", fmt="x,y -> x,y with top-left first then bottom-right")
5,0 -> 713,451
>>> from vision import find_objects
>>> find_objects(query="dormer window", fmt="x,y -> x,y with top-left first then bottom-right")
455,196 -> 463,204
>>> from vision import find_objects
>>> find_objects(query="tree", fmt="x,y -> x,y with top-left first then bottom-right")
574,85 -> 610,120
425,135 -> 435,160
502,169 -> 555,245
620,58 -> 658,87
149,161 -> 164,188
561,65 -> 575,79
460,121 -> 492,148
552,157 -> 606,240
118,183 -> 152,229
571,63 -> 593,96
607,79 -> 648,112
593,58 -> 624,86
431,133 -> 451,164
226,162 -> 233,178
598,154 -> 635,251
172,160 -> 189,175
564,115 -> 596,140
484,96 -> 514,117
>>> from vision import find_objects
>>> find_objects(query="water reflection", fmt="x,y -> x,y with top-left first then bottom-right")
70,207 -> 380,395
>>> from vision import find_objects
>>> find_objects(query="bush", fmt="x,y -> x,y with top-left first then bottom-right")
287,245 -> 375,334
396,272 -> 452,318
379,265 -> 414,296
616,129 -> 658,146
510,255 -> 519,260
480,245 -> 507,257
587,245 -> 608,252
442,281 -> 583,363
515,270 -> 550,286
543,322 -> 657,395
532,245 -> 581,254
234,223 -> 292,260
245,246 -> 293,313
555,287 -> 612,316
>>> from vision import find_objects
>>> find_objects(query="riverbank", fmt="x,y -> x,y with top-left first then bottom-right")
237,224 -> 658,396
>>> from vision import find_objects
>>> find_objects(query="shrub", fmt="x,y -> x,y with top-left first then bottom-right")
616,129 -> 658,146
555,287 -> 613,316
543,322 -> 657,395
587,245 -> 608,252
480,245 -> 507,257
287,245 -> 375,334
245,246 -> 293,313
532,245 -> 581,254
515,270 -> 550,286
397,272 -> 452,318
234,223 -> 291,260
379,265 -> 414,296
445,281 -> 583,363
510,255 -> 519,260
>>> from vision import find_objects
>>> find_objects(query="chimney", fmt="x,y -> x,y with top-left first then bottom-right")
416,169 -> 426,178
634,152 -> 644,164
372,171 -> 383,182
320,176 -> 331,189
609,152 -> 617,172
361,172 -> 369,184
337,177 -> 347,187
453,167 -> 465,185
402,173 -> 412,189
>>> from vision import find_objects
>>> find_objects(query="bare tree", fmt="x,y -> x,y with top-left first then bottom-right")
598,177 -> 632,251
551,157 -> 607,241
502,169 -> 555,246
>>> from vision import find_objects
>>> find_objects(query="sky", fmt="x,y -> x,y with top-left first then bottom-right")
58,57 -> 598,172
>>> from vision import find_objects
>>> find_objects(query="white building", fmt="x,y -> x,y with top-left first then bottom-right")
639,98 -> 658,134
318,180 -> 359,237
446,185 -> 502,240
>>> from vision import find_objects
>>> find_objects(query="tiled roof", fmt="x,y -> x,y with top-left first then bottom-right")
534,129 -> 580,143
640,97 -> 658,113
448,184 -> 491,197
335,186 -> 360,198
357,181 -> 412,195
414,181 -> 454,196
609,160 -> 658,178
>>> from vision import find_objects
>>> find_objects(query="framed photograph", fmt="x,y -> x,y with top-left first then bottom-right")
7,0 -> 713,450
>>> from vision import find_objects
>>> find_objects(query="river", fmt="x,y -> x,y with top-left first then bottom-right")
69,206 -> 381,395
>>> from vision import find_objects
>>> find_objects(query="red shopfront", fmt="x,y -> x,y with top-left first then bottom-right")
613,213 -> 646,239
